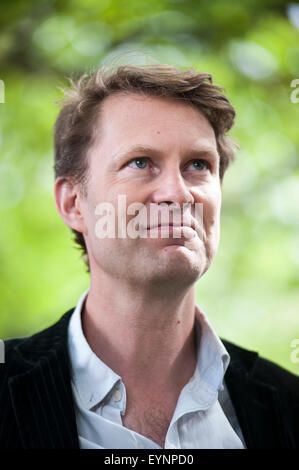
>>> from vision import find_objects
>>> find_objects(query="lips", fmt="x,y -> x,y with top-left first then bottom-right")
147,223 -> 188,229
146,221 -> 198,233
147,221 -> 200,236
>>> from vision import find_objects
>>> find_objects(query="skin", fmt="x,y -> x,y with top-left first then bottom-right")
55,92 -> 222,421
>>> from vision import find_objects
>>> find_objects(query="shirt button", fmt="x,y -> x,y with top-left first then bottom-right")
112,389 -> 122,402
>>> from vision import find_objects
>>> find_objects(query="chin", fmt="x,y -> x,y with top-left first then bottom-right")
156,248 -> 206,283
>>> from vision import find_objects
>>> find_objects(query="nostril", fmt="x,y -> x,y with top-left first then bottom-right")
160,201 -> 174,205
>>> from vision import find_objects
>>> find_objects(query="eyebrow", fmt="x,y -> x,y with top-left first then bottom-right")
111,144 -> 219,162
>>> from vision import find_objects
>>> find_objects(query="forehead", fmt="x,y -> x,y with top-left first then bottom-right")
95,92 -> 217,149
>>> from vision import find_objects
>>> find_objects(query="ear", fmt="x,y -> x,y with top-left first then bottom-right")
54,177 -> 87,235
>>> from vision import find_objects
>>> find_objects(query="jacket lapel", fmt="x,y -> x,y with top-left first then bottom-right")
8,309 -> 79,449
223,340 -> 292,448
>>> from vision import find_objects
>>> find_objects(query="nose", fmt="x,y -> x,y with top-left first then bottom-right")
150,167 -> 195,206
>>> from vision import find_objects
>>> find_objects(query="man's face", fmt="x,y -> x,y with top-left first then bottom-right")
78,93 -> 222,289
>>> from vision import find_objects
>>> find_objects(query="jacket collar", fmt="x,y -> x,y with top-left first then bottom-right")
7,310 -> 293,449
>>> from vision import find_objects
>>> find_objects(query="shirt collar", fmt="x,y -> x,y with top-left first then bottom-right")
194,304 -> 230,392
167,306 -> 230,426
68,289 -> 122,410
68,289 -> 230,412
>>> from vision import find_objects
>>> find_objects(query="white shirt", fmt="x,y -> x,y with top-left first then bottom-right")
68,290 -> 246,449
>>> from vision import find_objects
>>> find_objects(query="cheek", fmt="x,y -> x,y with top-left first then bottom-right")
202,195 -> 221,238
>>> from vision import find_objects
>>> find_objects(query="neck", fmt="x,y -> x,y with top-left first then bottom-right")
82,269 -> 199,396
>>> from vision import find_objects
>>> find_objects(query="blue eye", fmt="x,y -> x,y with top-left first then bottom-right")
188,159 -> 209,171
127,157 -> 208,171
128,158 -> 148,169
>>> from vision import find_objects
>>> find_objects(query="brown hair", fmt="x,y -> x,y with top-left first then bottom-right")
54,63 -> 237,272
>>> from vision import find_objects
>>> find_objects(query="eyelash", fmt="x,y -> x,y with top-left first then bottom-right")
127,157 -> 210,171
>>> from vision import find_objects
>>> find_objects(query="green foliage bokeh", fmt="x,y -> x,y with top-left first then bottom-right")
0,0 -> 298,374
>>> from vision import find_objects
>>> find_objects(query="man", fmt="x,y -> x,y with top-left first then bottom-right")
0,64 -> 298,449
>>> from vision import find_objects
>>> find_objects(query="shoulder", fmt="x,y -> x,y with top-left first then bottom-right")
0,337 -> 28,382
222,339 -> 299,448
0,308 -> 75,449
0,308 -> 75,382
222,339 -> 299,400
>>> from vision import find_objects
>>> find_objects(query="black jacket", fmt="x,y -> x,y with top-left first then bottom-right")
0,308 -> 298,449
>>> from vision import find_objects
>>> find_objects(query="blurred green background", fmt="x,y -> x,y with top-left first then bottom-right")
0,0 -> 298,374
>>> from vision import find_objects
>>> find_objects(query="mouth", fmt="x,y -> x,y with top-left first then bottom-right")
147,223 -> 194,229
144,223 -> 200,242
146,221 -> 200,236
